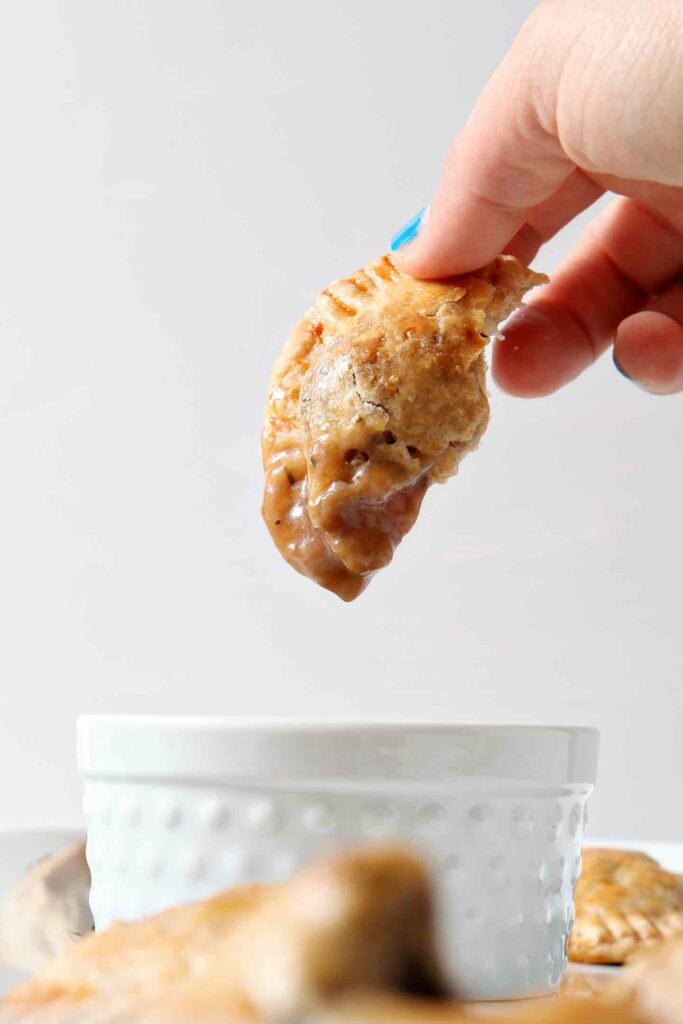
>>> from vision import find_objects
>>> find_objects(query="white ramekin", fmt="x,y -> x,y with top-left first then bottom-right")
78,717 -> 599,1001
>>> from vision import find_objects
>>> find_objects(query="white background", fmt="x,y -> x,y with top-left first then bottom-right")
0,1 -> 680,838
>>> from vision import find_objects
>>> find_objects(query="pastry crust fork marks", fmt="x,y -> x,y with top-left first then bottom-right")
569,849 -> 683,964
262,253 -> 546,599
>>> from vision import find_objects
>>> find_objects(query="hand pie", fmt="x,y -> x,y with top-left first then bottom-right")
262,254 -> 546,600
319,948 -> 683,1024
616,934 -> 683,1024
4,842 -> 678,1024
318,1000 -> 642,1024
569,848 -> 683,964
0,841 -> 92,973
2,845 -> 445,1024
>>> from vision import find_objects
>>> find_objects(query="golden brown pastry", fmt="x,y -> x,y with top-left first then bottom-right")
321,944 -> 683,1024
558,968 -> 620,1001
1,845 -> 445,1024
616,934 -> 683,1024
0,882 -> 265,1024
316,992 -> 641,1024
314,993 -> 467,1023
262,254 -> 546,600
10,841 -> 683,1024
569,848 -> 683,964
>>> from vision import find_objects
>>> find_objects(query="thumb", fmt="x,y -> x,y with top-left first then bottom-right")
395,9 -> 574,278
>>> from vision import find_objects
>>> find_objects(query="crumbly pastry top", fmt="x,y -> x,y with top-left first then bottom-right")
262,254 -> 546,600
569,848 -> 683,964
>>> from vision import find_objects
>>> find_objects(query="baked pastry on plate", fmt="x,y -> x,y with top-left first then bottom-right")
616,933 -> 683,1024
262,254 -> 546,600
317,994 -> 636,1024
569,848 -> 683,964
320,938 -> 683,1024
0,841 -> 92,973
1,845 -> 445,1023
5,842 -> 683,1024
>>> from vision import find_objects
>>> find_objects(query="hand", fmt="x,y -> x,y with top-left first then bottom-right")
392,0 -> 683,396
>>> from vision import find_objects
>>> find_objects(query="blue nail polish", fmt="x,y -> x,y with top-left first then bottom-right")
613,350 -> 632,381
390,207 -> 426,251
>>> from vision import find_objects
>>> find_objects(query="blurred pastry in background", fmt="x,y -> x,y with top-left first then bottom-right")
0,841 -> 92,974
5,841 -> 683,1023
2,844 -> 446,1023
615,933 -> 683,1024
569,848 -> 683,964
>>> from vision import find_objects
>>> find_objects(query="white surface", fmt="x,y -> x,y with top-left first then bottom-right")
0,0 -> 681,838
82,722 -> 596,999
0,828 -> 84,905
77,717 -> 599,783
588,839 -> 683,873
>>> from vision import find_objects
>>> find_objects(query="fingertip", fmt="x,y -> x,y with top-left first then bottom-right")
491,303 -> 594,397
392,229 -> 482,280
614,310 -> 683,394
392,197 -> 506,280
612,349 -> 633,382
390,237 -> 430,277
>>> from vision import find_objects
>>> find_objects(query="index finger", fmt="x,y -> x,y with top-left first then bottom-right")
395,18 -> 573,277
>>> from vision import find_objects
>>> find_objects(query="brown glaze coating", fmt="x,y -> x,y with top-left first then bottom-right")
262,254 -> 546,600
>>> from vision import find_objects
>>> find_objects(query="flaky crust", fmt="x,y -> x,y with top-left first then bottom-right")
568,849 -> 683,964
262,254 -> 546,600
2,846 -> 444,1024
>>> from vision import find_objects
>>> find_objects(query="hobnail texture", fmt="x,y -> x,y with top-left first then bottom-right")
82,780 -> 588,999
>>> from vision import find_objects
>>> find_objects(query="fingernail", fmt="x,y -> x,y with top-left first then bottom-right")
613,350 -> 632,381
390,206 -> 427,251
